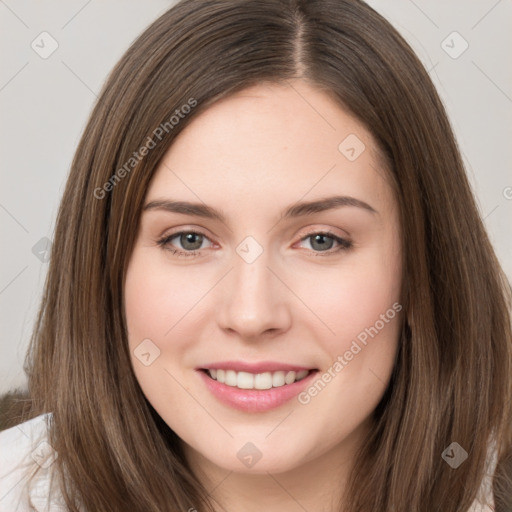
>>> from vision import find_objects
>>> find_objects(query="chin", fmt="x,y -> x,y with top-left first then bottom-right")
186,432 -> 322,477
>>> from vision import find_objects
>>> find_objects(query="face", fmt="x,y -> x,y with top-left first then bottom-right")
124,80 -> 402,479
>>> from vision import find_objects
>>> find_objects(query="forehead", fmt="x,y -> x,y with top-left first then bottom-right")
146,81 -> 393,217
170,81 -> 380,162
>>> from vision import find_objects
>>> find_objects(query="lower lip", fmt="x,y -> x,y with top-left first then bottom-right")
198,370 -> 318,412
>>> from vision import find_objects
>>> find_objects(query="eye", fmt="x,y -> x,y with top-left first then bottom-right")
157,229 -> 352,258
157,231 -> 214,257
297,231 -> 352,255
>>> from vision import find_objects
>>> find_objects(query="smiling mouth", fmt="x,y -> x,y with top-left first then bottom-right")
201,368 -> 316,390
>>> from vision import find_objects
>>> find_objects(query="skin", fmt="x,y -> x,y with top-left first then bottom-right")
124,79 -> 403,511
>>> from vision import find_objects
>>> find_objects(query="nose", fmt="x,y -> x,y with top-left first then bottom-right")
216,250 -> 292,340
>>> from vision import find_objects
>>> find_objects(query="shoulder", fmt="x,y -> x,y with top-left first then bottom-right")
467,438 -> 498,512
0,413 -> 65,511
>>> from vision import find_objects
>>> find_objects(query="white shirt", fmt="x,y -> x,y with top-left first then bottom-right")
0,414 -> 65,511
0,413 -> 497,511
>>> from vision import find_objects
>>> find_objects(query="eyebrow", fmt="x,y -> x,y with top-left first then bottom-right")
143,195 -> 378,223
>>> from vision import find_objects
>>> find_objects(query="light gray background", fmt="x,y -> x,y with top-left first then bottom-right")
1,0 -> 511,395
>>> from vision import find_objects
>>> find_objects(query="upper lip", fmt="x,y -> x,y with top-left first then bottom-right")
198,361 -> 316,373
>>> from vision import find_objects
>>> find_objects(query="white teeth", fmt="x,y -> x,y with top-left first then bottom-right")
237,371 -> 254,389
272,371 -> 285,387
225,370 -> 237,386
254,372 -> 272,390
206,368 -> 311,390
296,370 -> 309,380
284,371 -> 296,384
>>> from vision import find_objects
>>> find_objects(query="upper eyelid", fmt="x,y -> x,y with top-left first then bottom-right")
160,222 -> 349,239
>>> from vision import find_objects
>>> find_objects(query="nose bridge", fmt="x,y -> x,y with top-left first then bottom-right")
234,253 -> 271,303
216,244 -> 291,338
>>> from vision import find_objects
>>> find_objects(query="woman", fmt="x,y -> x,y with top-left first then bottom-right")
1,0 -> 511,510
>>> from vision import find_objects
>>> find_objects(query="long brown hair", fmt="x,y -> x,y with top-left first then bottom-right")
3,0 -> 511,510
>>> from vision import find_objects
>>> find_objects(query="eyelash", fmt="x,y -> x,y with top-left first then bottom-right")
156,230 -> 352,258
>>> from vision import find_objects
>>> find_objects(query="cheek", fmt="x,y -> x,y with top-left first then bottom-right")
293,259 -> 402,430
124,249 -> 205,418
292,233 -> 403,407
336,269 -> 400,345
300,250 -> 401,354
123,249 -> 202,417
124,248 -> 207,347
